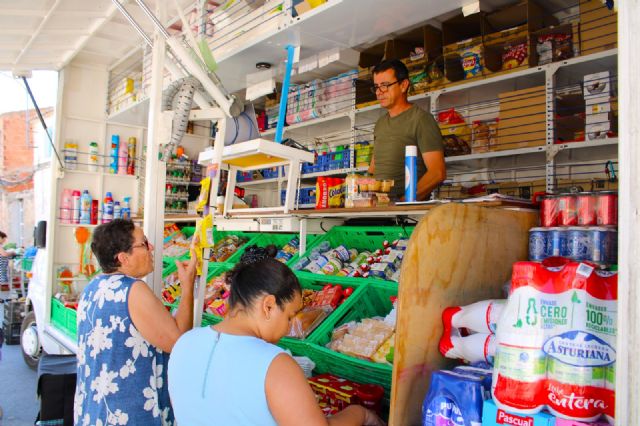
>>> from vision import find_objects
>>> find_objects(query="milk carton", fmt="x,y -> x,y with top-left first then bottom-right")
492,259 -> 617,423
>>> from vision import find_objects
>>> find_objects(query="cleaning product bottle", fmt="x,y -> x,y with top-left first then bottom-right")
122,197 -> 131,220
405,145 -> 417,202
110,135 -> 119,174
88,141 -> 99,172
72,190 -> 81,224
118,137 -> 128,175
127,137 -> 137,175
60,189 -> 73,224
80,190 -> 92,225
113,201 -> 122,219
103,192 -> 114,223
90,199 -> 99,225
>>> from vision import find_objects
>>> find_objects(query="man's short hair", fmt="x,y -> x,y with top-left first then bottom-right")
372,59 -> 410,82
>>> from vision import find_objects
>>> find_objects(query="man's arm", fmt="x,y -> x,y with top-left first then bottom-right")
416,150 -> 446,200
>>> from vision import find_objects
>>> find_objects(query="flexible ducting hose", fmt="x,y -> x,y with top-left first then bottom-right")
161,76 -> 201,161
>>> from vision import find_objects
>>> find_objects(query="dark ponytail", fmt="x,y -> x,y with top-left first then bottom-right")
227,258 -> 301,310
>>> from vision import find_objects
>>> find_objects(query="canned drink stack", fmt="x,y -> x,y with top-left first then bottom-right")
528,228 -> 550,261
558,194 -> 578,226
596,191 -> 618,226
576,192 -> 597,226
566,227 -> 592,261
540,196 -> 559,227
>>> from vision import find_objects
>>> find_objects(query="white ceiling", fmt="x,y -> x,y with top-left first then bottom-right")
0,0 -> 194,73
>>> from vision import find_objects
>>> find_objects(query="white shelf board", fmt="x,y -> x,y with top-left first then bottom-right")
213,0 -> 471,93
202,138 -> 315,170
106,97 -> 150,128
556,138 -> 618,151
237,177 -> 282,187
301,166 -> 368,179
445,146 -> 547,163
63,169 -> 138,179
260,110 -> 352,137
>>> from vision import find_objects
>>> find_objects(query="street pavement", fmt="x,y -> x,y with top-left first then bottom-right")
0,302 -> 39,426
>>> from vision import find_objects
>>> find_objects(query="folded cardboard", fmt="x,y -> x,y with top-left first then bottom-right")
580,0 -> 617,55
494,85 -> 546,151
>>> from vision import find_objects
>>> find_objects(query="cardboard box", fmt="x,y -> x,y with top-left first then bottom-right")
482,400 -> 556,426
494,85 -> 547,151
531,24 -> 576,66
585,96 -> 611,115
584,71 -> 611,98
580,0 -> 617,55
442,12 -> 487,54
585,112 -> 610,125
586,122 -> 611,141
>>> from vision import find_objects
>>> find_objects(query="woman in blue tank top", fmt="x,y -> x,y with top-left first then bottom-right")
74,219 -> 197,425
168,255 -> 385,426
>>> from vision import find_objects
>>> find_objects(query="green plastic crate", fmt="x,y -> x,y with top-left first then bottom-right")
232,233 -> 305,267
292,226 -> 414,286
179,230 -> 261,266
306,282 -> 397,396
51,298 -> 77,339
278,274 -> 357,357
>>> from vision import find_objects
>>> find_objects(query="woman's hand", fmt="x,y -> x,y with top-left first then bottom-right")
363,408 -> 386,426
175,255 -> 197,291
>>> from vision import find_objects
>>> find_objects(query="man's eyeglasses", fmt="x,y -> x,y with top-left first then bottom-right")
130,237 -> 150,252
370,81 -> 399,94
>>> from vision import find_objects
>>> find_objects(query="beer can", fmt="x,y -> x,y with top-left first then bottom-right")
540,195 -> 559,227
607,228 -> 618,264
576,192 -> 597,226
558,194 -> 578,226
590,227 -> 611,264
549,227 -> 568,257
529,227 -> 550,261
596,191 -> 618,226
566,227 -> 591,261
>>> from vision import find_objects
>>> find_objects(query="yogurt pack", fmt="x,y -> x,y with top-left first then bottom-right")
492,259 -> 617,423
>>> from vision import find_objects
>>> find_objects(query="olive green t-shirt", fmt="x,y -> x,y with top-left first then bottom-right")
373,105 -> 444,198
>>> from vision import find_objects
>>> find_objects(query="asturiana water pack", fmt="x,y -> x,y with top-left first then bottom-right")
491,259 -> 617,424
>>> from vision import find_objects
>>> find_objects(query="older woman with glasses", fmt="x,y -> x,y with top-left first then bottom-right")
74,219 -> 196,425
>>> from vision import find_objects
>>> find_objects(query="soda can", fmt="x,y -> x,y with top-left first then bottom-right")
351,251 -> 370,267
549,227 -> 568,257
596,191 -> 618,226
540,196 -> 559,227
337,266 -> 354,277
566,227 -> 592,261
590,227 -> 610,264
607,228 -> 618,264
558,194 -> 578,226
330,245 -> 351,262
576,192 -> 597,226
529,227 -> 550,261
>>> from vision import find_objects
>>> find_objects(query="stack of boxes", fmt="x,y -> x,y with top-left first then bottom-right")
584,71 -> 615,142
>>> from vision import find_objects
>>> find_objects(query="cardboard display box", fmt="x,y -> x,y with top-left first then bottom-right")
494,85 -> 547,151
580,0 -> 617,55
442,12 -> 488,54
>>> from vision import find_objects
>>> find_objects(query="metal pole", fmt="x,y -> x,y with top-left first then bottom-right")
111,0 -> 154,46
275,44 -> 296,143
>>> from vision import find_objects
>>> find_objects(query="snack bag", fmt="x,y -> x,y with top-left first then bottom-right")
461,45 -> 483,79
502,42 -> 528,70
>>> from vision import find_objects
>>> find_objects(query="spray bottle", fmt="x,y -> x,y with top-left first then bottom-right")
103,192 -> 114,223
404,145 -> 417,202
110,135 -> 119,174
122,197 -> 131,220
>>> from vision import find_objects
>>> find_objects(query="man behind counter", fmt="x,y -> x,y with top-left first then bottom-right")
367,59 -> 446,201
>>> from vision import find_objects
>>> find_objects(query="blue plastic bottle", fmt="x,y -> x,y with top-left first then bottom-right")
113,201 -> 122,219
80,190 -> 92,224
121,196 -> 131,220
110,135 -> 120,174
405,145 -> 417,202
103,192 -> 114,223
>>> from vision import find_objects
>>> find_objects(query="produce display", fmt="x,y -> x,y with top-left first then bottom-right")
294,238 -> 409,282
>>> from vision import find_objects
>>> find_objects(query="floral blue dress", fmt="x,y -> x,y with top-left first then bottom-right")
74,274 -> 174,426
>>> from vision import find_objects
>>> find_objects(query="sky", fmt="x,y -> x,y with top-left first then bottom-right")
0,70 -> 58,115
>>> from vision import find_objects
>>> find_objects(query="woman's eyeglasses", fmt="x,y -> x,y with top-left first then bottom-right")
130,237 -> 150,251
370,81 -> 399,94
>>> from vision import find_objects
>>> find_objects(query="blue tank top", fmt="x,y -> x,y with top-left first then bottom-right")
74,274 -> 174,425
168,326 -> 285,426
